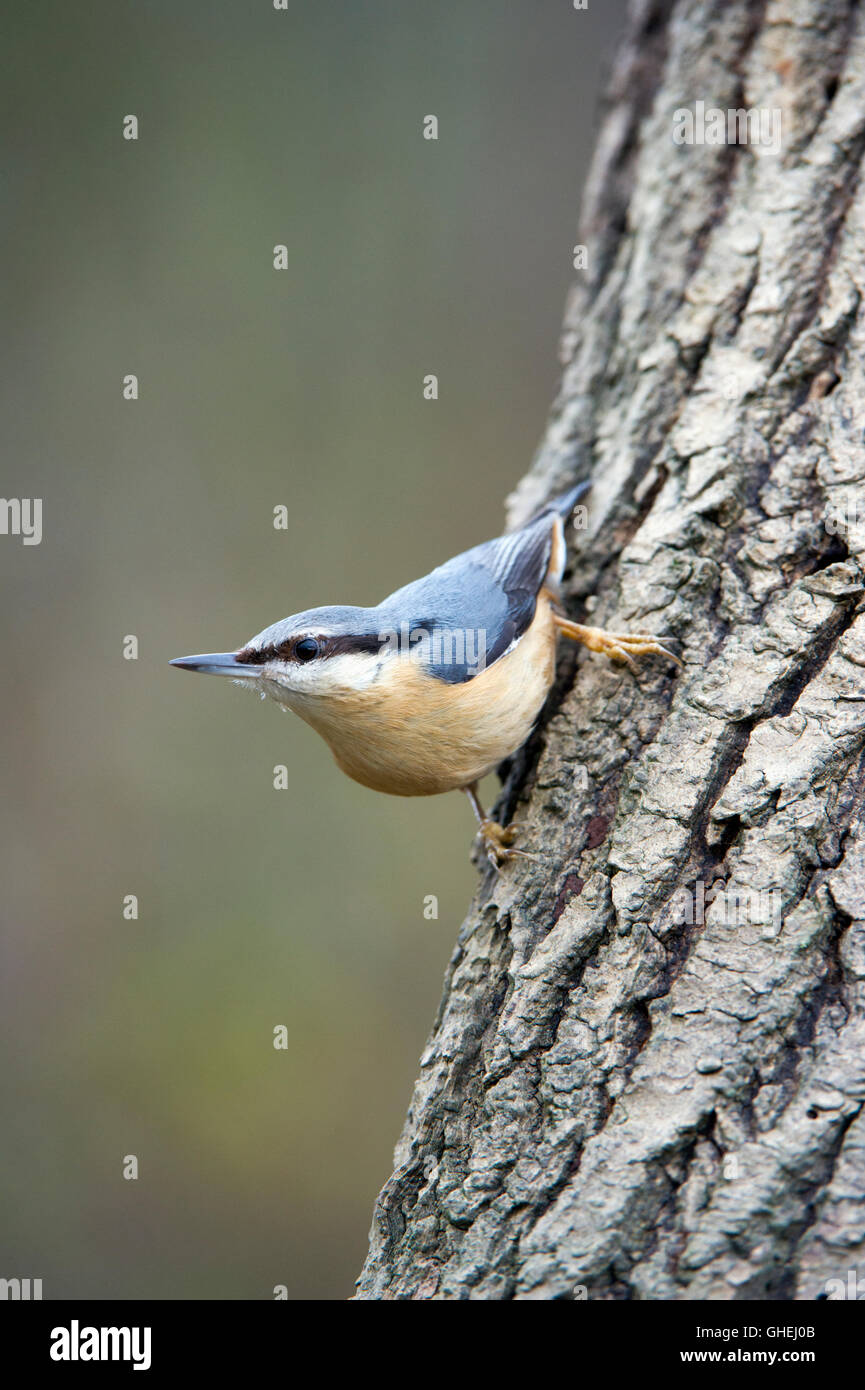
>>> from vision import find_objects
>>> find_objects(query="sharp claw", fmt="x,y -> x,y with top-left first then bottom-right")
611,646 -> 638,671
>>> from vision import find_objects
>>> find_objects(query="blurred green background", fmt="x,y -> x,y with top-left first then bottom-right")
0,1 -> 624,1298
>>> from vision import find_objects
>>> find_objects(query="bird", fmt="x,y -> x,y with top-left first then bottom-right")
171,483 -> 679,867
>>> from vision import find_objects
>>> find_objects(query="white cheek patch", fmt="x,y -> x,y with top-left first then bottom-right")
260,651 -> 386,702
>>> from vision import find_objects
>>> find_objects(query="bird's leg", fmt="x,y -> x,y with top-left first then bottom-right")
552,611 -> 682,672
463,783 -> 518,869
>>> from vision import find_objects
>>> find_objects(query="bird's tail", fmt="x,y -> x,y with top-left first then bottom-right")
527,479 -> 591,527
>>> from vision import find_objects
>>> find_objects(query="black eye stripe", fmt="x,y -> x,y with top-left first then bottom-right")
236,633 -> 386,665
235,644 -> 273,665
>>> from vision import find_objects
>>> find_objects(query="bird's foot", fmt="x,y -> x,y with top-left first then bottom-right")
479,818 -> 516,868
479,820 -> 543,870
463,783 -> 539,871
554,615 -> 682,672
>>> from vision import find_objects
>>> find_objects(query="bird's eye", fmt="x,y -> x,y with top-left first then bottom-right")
294,637 -> 319,662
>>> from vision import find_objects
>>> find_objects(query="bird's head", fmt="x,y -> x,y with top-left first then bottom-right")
170,605 -> 397,709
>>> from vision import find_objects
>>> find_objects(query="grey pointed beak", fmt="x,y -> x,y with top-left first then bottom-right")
170,652 -> 263,677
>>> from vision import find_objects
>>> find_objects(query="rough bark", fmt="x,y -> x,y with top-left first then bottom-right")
357,0 -> 865,1300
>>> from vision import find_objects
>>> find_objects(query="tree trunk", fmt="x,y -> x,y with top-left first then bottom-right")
357,0 -> 865,1300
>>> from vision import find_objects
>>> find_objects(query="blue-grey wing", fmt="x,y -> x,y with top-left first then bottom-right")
377,512 -> 559,683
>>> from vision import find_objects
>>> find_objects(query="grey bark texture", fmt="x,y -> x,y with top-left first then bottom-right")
357,0 -> 865,1300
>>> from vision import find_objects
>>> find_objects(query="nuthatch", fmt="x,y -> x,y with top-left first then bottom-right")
171,484 -> 678,866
